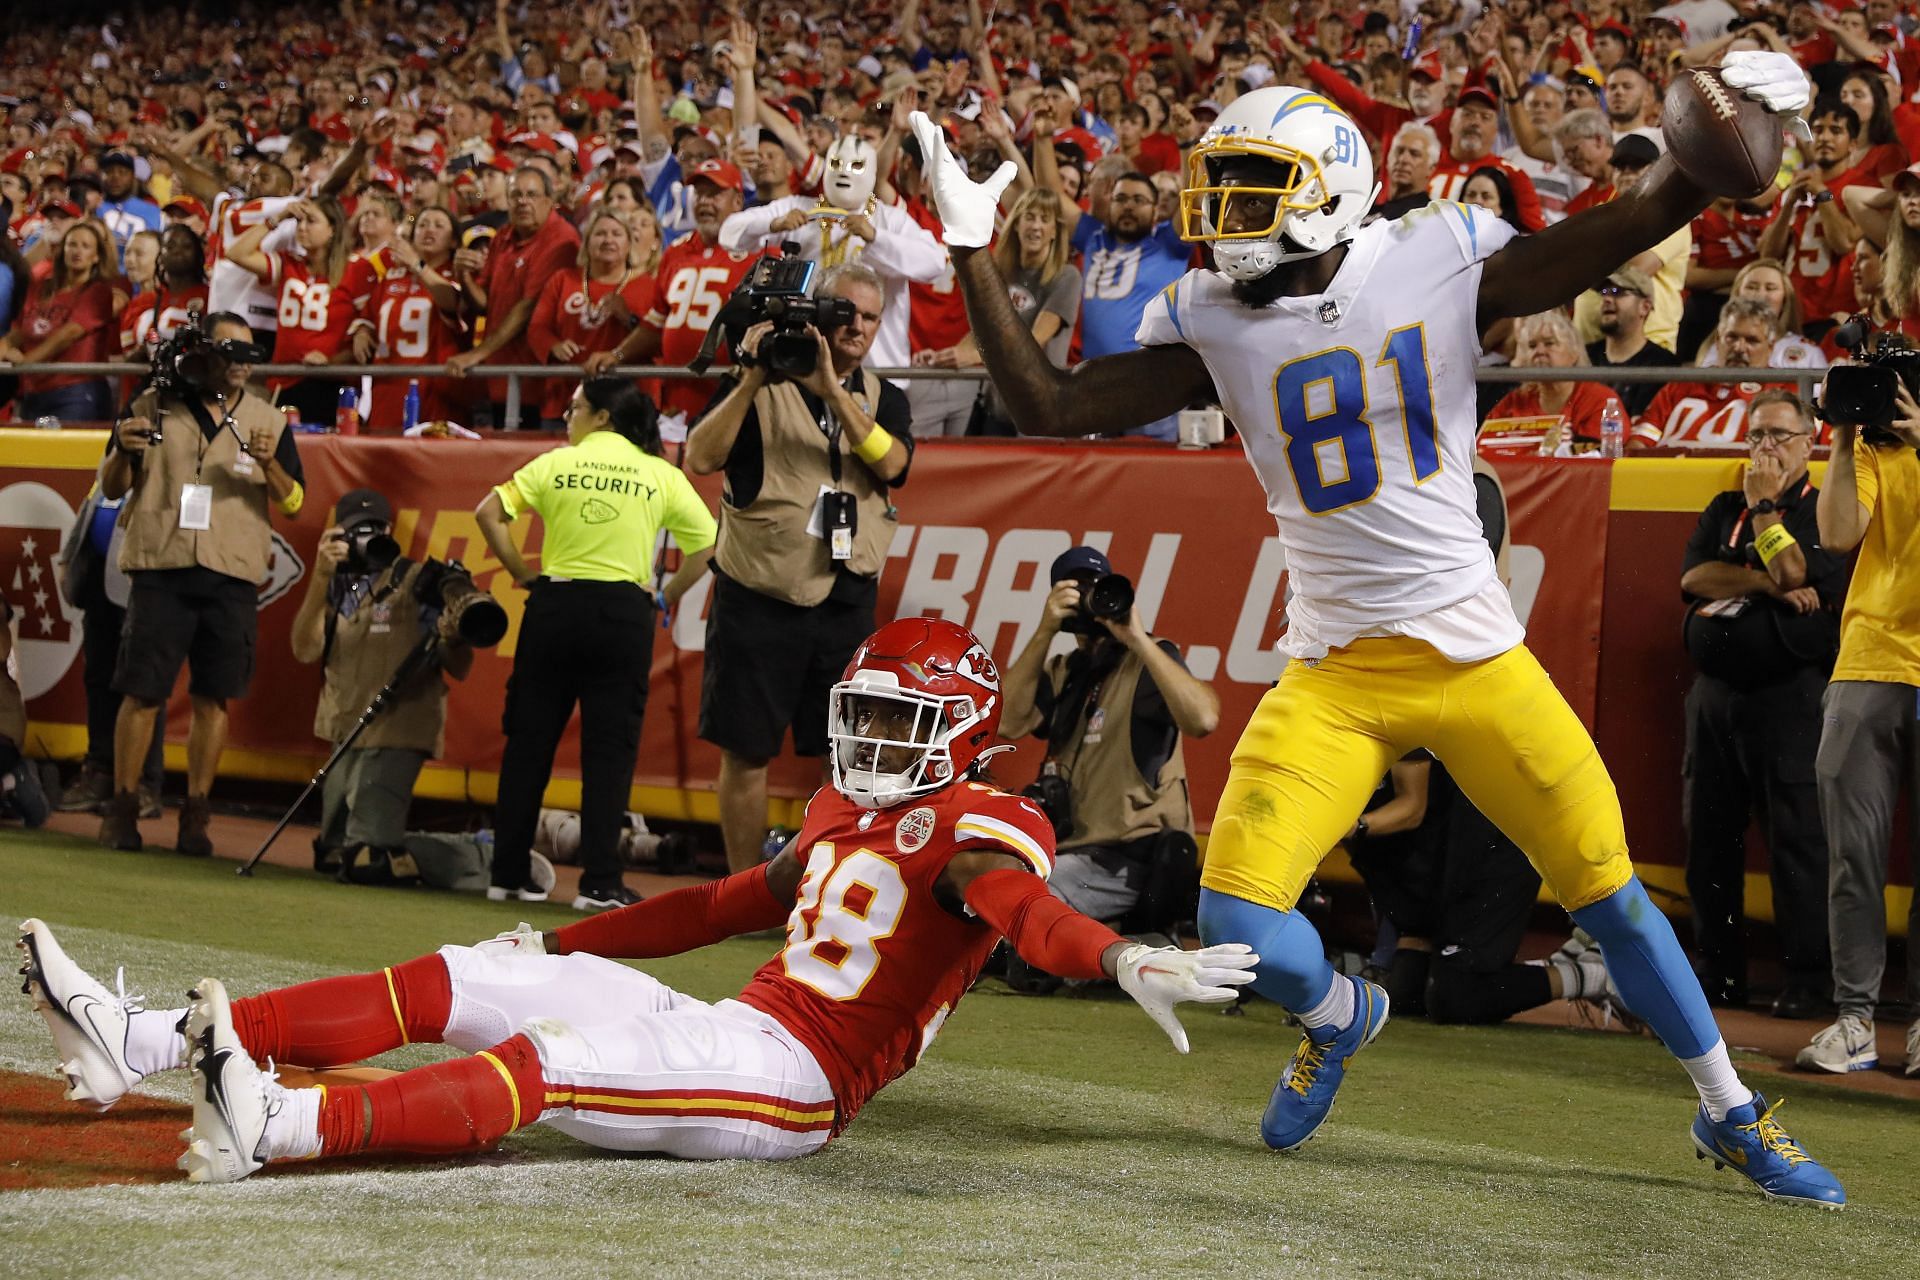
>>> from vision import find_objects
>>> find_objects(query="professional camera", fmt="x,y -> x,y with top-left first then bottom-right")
146,317 -> 268,399
687,245 -> 858,383
1819,316 -> 1920,445
416,558 -> 509,648
329,537 -> 509,648
1021,771 -> 1074,839
1058,573 -> 1137,636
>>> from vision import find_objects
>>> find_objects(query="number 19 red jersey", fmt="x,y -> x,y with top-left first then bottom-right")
736,782 -> 1056,1134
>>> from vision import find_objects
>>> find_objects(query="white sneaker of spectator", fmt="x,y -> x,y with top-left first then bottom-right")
1794,1014 -> 1879,1074
1907,1019 -> 1919,1078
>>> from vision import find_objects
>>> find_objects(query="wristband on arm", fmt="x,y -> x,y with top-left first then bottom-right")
1754,522 -> 1797,566
852,424 -> 896,465
962,866 -> 1123,982
551,861 -> 790,959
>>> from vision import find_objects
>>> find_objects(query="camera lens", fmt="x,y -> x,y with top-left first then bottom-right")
1084,574 -> 1135,622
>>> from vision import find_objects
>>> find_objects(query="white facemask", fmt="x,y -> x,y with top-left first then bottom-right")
823,136 -> 878,212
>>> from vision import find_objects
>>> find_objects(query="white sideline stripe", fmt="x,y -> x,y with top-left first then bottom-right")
954,814 -> 1052,879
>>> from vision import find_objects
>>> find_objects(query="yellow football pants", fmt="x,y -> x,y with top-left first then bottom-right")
1202,636 -> 1633,914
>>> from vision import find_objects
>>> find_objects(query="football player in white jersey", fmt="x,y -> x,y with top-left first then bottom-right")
909,52 -> 1848,1210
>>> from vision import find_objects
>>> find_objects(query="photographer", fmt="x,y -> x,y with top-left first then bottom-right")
685,262 -> 911,874
999,547 -> 1220,956
96,312 -> 303,857
1678,391 -> 1842,1017
1802,371 -> 1920,1078
289,490 -> 474,884
476,378 -> 716,910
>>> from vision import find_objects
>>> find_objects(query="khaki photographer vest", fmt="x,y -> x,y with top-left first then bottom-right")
313,561 -> 447,756
116,389 -> 285,585
1043,643 -> 1191,851
715,370 -> 896,607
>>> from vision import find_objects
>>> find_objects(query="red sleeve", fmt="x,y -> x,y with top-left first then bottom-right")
1632,385 -> 1674,447
527,271 -> 568,361
1302,61 -> 1403,143
529,224 -> 582,287
1503,163 -> 1545,233
549,862 -> 791,959
962,867 -> 1123,981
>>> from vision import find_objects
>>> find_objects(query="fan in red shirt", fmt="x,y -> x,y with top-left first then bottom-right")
1689,195 -> 1774,304
1757,99 -> 1880,333
26,619 -> 1254,1182
585,159 -> 762,422
1633,301 -> 1783,451
448,166 -> 582,427
1427,88 -> 1544,231
0,219 -> 124,422
119,225 -> 209,357
528,209 -> 659,423
225,197 -> 357,425
1478,313 -> 1626,455
352,207 -> 468,430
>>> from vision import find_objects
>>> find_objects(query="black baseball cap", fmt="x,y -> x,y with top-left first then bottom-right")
333,489 -> 392,532
100,150 -> 137,169
1610,134 -> 1660,171
1050,546 -> 1112,583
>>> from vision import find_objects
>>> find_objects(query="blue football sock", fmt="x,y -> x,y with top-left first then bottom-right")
1571,877 -> 1719,1059
1198,887 -> 1337,1014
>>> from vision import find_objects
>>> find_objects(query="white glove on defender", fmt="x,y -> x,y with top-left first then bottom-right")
908,110 -> 1015,248
1719,51 -> 1811,115
472,922 -> 546,958
1115,942 -> 1260,1054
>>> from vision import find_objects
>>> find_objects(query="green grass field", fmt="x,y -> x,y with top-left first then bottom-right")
3,826 -> 1917,1279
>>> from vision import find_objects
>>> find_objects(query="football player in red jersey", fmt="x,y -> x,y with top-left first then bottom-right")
583,158 -> 761,424
20,619 -> 1255,1183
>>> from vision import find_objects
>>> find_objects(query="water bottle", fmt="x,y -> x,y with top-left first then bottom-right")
335,385 -> 361,436
761,827 -> 792,863
33,415 -> 62,431
402,378 -> 422,432
1599,402 -> 1625,459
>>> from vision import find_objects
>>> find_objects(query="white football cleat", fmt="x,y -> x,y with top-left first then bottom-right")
179,978 -> 281,1184
16,918 -> 143,1110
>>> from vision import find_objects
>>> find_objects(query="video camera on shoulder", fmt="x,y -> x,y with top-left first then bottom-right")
1817,316 -> 1920,447
687,244 -> 857,383
147,315 -> 268,400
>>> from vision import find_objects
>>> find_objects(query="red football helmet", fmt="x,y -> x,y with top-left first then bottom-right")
829,617 -> 1005,808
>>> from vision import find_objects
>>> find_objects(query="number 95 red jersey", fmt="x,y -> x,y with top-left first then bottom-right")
735,780 -> 1056,1134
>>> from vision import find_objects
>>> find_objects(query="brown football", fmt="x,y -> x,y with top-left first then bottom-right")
1662,67 -> 1783,199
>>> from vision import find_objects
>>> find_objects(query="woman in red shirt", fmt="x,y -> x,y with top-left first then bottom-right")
356,206 -> 468,431
1479,311 -> 1625,456
0,218 -> 123,424
225,197 -> 354,426
528,209 -> 657,427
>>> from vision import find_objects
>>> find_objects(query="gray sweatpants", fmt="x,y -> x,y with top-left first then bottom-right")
1813,679 -> 1920,1016
318,746 -> 427,854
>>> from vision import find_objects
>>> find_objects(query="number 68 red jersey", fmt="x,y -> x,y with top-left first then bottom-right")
735,781 -> 1056,1133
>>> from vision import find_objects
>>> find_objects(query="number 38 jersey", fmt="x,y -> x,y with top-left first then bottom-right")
1136,201 -> 1526,662
736,782 -> 1056,1133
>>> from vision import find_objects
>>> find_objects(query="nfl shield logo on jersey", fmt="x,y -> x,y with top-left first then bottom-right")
895,807 -> 937,852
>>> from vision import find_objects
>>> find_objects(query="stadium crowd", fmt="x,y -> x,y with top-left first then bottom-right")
1,0 -> 1915,1080
0,0 -> 1915,445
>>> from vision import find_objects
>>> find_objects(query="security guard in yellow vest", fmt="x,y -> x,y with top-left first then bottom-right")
96,312 -> 303,857
288,489 -> 475,882
477,377 -> 717,911
684,262 -> 913,874
1001,547 -> 1221,946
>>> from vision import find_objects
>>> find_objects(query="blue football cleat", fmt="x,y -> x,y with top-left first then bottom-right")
1260,975 -> 1389,1152
1690,1093 -> 1846,1209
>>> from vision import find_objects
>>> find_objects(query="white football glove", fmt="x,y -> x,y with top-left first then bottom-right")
471,921 -> 546,958
908,109 -> 1015,249
1718,51 -> 1811,116
1114,942 -> 1260,1054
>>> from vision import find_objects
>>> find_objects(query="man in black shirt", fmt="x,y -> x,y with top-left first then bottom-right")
1678,390 -> 1843,1018
1586,266 -> 1677,418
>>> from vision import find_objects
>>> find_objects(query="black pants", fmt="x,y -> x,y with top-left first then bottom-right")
1351,774 -> 1551,1025
81,599 -> 162,787
491,580 -> 653,893
1683,668 -> 1831,994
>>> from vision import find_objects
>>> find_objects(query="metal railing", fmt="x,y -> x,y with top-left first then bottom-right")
0,361 -> 1825,429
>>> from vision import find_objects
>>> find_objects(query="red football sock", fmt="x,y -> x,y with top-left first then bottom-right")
317,1033 -> 546,1156
232,953 -> 453,1067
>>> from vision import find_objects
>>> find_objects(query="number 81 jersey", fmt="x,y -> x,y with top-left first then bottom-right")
735,782 -> 1056,1133
1137,201 -> 1522,656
